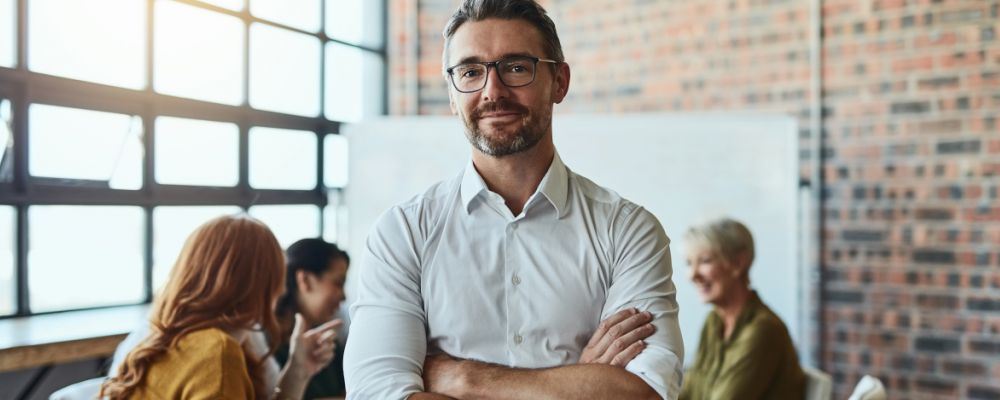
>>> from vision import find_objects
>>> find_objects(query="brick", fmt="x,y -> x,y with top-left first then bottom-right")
969,339 -> 1000,355
891,101 -> 930,114
942,360 -> 987,376
969,386 -> 1000,400
915,208 -> 954,221
841,229 -> 884,242
968,298 -> 1000,313
826,290 -> 864,304
917,294 -> 959,310
912,249 -> 956,264
937,139 -> 981,155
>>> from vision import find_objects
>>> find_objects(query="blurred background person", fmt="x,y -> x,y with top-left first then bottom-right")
274,238 -> 350,399
101,215 -> 338,400
679,217 -> 805,400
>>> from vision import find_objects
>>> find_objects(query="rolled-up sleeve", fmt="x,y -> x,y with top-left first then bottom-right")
344,206 -> 427,400
604,205 -> 685,400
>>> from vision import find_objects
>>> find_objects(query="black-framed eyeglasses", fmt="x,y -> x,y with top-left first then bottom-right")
445,55 -> 560,93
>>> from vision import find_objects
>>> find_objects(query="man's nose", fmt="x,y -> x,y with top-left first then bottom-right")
481,66 -> 510,102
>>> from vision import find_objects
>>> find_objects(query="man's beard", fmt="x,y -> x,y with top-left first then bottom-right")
462,99 -> 550,157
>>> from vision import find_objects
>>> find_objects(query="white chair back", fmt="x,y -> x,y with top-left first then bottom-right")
803,366 -> 833,400
49,377 -> 104,400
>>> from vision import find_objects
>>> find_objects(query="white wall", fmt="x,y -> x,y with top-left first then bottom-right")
343,113 -> 800,365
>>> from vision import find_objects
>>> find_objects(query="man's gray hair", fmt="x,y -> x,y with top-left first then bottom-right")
442,0 -> 564,70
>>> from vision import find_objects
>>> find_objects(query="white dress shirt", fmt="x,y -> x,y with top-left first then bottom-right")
344,153 -> 684,400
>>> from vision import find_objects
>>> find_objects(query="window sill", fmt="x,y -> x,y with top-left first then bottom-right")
0,304 -> 149,372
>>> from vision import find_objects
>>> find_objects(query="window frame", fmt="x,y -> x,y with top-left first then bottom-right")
0,0 -> 387,318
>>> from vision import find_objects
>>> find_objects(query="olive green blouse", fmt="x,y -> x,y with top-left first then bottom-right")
679,291 -> 805,400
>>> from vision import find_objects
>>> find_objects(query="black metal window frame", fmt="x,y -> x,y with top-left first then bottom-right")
0,0 -> 388,318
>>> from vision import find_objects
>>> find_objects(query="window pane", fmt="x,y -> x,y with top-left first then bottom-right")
249,24 -> 320,117
197,0 -> 243,11
1,99 -> 12,183
323,134 -> 347,188
322,191 -> 347,247
28,0 -> 145,89
248,204 -> 319,248
250,0 -> 320,32
0,206 -> 14,316
154,0 -> 244,105
152,206 -> 241,292
325,44 -> 383,122
28,206 -> 144,312
326,0 -> 383,48
155,116 -> 238,187
29,104 -> 144,189
249,127 -> 316,190
0,0 -> 14,68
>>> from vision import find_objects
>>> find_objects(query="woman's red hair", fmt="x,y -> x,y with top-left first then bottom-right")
101,214 -> 285,399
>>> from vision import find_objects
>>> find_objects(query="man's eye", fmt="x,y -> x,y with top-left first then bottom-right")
460,69 -> 481,78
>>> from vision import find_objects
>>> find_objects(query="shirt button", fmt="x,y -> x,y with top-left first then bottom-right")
512,275 -> 521,285
513,334 -> 523,344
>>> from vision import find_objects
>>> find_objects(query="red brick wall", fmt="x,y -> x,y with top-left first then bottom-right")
387,0 -> 1000,398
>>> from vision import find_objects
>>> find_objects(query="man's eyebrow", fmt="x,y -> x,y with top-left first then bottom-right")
453,52 -> 538,65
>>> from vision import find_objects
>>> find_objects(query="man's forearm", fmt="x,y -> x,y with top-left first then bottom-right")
450,361 -> 659,400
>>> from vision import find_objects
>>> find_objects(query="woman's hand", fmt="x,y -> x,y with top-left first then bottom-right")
275,313 -> 343,399
289,313 -> 343,377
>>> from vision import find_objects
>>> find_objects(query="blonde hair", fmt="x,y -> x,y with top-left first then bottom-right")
101,214 -> 285,399
685,217 -> 755,283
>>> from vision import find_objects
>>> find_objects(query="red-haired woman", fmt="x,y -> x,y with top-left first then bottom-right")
101,215 -> 337,399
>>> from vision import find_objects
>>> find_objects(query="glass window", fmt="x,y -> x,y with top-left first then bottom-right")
250,0 -> 320,32
325,43 -> 383,122
28,0 -> 145,89
326,0 -> 383,48
154,0 -> 244,105
1,99 -> 12,183
0,0 -> 14,68
322,191 -> 346,247
0,205 -> 14,315
152,206 -> 242,292
28,206 -> 144,313
28,104 -> 143,189
155,116 -> 238,187
323,134 -> 348,188
249,127 -> 317,190
249,23 -> 321,117
197,0 -> 243,11
248,204 -> 320,248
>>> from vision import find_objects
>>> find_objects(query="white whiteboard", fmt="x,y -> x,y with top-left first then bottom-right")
343,113 -> 801,366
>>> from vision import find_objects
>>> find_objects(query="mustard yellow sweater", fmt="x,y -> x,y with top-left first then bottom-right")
130,328 -> 254,399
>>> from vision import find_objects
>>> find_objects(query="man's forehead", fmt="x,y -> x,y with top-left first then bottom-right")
447,18 -> 547,64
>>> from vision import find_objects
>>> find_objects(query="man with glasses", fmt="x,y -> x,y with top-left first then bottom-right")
344,1 -> 683,399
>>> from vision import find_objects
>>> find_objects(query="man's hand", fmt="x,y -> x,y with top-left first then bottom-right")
579,308 -> 655,366
423,352 -> 467,398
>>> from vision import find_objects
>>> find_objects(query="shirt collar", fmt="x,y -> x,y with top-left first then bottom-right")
460,152 -> 570,218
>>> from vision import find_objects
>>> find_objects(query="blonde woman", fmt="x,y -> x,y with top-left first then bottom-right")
680,217 -> 805,400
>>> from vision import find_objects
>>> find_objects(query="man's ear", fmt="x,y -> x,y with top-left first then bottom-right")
552,62 -> 571,104
448,88 -> 458,115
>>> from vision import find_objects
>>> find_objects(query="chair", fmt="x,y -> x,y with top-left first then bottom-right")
49,377 -> 104,400
803,366 -> 833,400
847,375 -> 887,400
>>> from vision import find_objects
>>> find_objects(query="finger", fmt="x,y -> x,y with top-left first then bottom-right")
291,313 -> 306,339
610,340 -> 646,367
594,311 -> 653,358
312,343 -> 335,360
312,327 -> 337,345
304,318 -> 343,339
615,322 -> 656,348
585,308 -> 637,350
